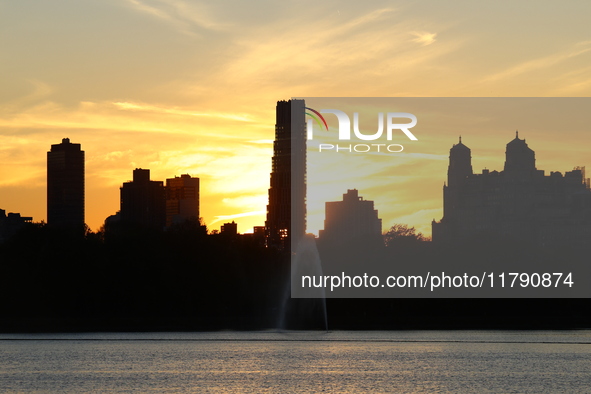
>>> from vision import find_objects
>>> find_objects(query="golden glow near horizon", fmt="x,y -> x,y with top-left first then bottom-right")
1,1 -> 591,234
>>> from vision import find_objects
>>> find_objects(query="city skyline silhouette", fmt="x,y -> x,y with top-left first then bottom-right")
4,3 -> 591,393
1,99 -> 591,334
2,99 -> 591,244
3,1 -> 591,235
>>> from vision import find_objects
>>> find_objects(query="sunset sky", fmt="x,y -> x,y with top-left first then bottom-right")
1,0 -> 591,234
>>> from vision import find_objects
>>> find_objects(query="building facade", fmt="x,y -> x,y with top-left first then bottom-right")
432,134 -> 591,246
319,189 -> 382,243
165,174 -> 199,228
265,99 -> 306,249
47,138 -> 85,231
120,168 -> 166,230
0,209 -> 33,243
221,221 -> 238,235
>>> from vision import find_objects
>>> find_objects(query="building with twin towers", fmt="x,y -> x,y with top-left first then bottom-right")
432,133 -> 591,246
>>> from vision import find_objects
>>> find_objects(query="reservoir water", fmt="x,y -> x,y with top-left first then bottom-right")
1,331 -> 590,392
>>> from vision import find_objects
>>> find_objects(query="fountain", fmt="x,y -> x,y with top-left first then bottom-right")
277,234 -> 328,331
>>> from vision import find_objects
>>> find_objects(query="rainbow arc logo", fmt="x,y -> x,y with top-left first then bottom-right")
305,107 -> 328,132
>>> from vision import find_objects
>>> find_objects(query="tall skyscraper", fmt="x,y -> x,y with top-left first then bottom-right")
47,138 -> 85,232
165,174 -> 199,227
319,189 -> 382,243
120,168 -> 166,230
265,99 -> 306,249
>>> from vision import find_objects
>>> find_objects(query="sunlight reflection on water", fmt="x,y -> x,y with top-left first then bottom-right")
1,331 -> 590,393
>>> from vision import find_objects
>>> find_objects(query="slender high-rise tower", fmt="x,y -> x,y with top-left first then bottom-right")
265,99 -> 306,249
47,138 -> 85,232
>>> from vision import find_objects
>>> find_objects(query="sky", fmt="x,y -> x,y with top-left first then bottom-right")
1,0 -> 591,234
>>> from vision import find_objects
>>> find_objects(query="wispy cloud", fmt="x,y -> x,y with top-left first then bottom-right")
247,140 -> 274,144
482,41 -> 591,83
3,80 -> 53,112
125,0 -> 226,37
113,101 -> 252,121
209,210 -> 266,226
0,101 -> 259,141
411,31 -> 437,46
209,6 -> 456,97
549,64 -> 591,95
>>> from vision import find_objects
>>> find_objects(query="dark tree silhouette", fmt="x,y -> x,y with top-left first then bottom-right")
383,224 -> 428,247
